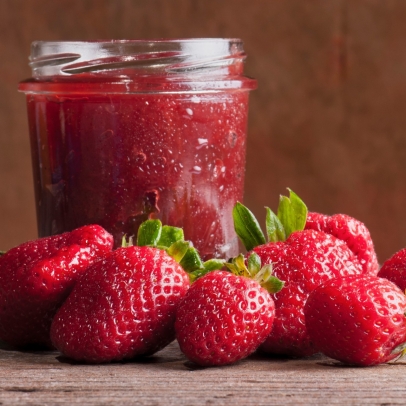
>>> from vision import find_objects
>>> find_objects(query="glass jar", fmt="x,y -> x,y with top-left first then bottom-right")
19,39 -> 256,260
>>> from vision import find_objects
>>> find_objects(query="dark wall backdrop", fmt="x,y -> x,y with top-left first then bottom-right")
1,0 -> 406,263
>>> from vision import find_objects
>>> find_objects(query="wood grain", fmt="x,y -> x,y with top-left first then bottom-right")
0,341 -> 404,405
2,0 -> 406,262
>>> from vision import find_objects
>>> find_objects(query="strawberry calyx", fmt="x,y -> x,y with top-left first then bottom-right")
123,219 -> 226,279
0,251 -> 5,257
225,252 -> 284,294
233,188 -> 308,250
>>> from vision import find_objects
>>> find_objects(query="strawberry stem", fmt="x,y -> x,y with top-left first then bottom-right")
226,254 -> 251,277
253,264 -> 284,294
122,234 -> 136,247
225,253 -> 284,294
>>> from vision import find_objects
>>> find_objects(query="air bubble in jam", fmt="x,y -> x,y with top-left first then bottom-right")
196,138 -> 208,150
133,151 -> 147,164
191,166 -> 202,174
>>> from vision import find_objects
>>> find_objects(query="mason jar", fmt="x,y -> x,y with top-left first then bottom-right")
19,39 -> 256,260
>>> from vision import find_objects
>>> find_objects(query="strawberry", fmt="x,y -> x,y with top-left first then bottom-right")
305,212 -> 379,275
378,248 -> 406,291
50,220 -> 215,363
175,254 -> 282,366
0,225 -> 113,348
304,275 -> 406,366
233,190 -> 365,357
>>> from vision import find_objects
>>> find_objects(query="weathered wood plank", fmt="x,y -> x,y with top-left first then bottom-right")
0,341 -> 405,405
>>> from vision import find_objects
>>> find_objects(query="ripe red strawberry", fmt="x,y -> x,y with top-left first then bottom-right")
233,190 -> 365,357
175,255 -> 281,367
305,212 -> 379,275
0,225 -> 113,347
51,245 -> 190,363
378,248 -> 406,291
50,220 -> 208,363
304,275 -> 406,366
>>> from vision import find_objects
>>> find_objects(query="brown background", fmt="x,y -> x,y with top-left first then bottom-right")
1,0 -> 406,263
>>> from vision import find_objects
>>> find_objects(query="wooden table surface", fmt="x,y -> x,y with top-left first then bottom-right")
0,341 -> 404,405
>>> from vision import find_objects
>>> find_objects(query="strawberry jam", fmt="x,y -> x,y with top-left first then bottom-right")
19,39 -> 256,259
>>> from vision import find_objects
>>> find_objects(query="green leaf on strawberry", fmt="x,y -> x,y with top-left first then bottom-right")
136,219 -> 162,246
179,246 -> 204,272
134,219 -> 223,277
265,207 -> 285,242
188,259 -> 227,282
277,189 -> 307,238
158,225 -> 184,247
247,251 -> 262,276
202,258 -> 227,272
166,240 -> 191,263
233,202 -> 266,251
233,189 -> 308,251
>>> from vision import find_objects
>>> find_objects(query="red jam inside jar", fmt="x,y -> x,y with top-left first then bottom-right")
19,39 -> 257,259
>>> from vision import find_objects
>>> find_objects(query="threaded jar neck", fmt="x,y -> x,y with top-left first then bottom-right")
29,39 -> 245,77
20,39 -> 256,94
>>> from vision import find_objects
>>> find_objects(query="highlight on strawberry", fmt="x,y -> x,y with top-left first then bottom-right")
232,189 -> 377,357
50,219 -> 225,363
175,252 -> 283,367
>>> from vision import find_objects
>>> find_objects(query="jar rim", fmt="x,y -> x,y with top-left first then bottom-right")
31,38 -> 243,45
28,38 -> 248,78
